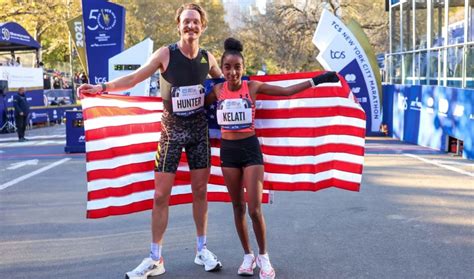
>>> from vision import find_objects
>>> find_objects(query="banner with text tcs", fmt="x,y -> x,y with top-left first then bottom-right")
384,84 -> 474,160
81,0 -> 125,84
313,9 -> 382,134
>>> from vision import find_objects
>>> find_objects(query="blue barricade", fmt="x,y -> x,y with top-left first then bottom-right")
64,110 -> 85,153
383,84 -> 474,160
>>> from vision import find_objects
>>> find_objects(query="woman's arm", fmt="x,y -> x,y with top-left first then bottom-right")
252,71 -> 339,96
205,83 -> 221,106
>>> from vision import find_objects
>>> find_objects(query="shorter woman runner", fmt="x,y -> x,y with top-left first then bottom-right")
206,37 -> 340,279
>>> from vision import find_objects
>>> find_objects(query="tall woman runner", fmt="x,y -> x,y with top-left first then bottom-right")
206,38 -> 339,279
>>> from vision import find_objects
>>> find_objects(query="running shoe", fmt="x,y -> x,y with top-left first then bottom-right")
256,254 -> 275,279
238,253 -> 256,276
125,257 -> 165,279
194,248 -> 222,271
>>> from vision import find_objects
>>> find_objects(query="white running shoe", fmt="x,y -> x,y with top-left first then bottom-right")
256,254 -> 275,279
238,253 -> 256,276
125,257 -> 165,279
194,248 -> 223,271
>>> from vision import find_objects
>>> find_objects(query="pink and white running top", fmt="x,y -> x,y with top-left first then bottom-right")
216,80 -> 256,133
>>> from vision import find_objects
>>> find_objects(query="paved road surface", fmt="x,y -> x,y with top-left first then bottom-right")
0,125 -> 473,278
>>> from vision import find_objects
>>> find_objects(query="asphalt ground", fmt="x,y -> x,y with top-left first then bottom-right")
0,125 -> 473,279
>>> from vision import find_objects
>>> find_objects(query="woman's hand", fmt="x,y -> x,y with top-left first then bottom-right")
311,71 -> 340,86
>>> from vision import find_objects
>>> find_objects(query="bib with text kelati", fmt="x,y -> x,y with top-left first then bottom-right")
216,98 -> 253,130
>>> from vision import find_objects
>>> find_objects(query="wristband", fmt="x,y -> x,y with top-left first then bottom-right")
100,83 -> 107,92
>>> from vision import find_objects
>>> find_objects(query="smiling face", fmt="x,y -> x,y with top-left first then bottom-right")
222,54 -> 244,87
177,9 -> 204,41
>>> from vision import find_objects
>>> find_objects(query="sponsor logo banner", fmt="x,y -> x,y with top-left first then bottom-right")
313,9 -> 382,133
82,0 -> 125,84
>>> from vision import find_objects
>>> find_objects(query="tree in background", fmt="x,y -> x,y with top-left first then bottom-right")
336,0 -> 389,54
116,0 -> 230,59
236,1 -> 324,75
0,0 -> 81,70
0,0 -> 229,71
234,0 -> 388,75
0,0 -> 386,76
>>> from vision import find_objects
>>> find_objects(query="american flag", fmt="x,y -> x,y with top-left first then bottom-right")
82,71 -> 365,219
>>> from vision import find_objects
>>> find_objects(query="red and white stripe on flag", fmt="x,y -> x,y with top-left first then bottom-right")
82,71 -> 365,219
250,72 -> 366,191
82,94 -> 270,219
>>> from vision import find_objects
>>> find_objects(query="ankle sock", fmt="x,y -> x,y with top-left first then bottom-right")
196,235 -> 207,252
150,243 -> 162,261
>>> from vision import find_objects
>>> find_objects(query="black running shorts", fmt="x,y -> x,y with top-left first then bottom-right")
220,135 -> 264,168
155,110 -> 210,173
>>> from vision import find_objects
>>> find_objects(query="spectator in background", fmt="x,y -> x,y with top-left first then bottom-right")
74,72 -> 81,85
53,76 -> 61,89
62,77 -> 72,89
80,72 -> 88,84
43,74 -> 51,89
13,87 -> 30,142
15,57 -> 21,67
7,54 -> 15,66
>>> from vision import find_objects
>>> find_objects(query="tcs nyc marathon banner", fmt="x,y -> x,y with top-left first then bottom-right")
313,9 -> 382,134
81,0 -> 125,84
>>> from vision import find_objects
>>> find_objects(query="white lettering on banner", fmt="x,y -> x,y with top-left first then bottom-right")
315,10 -> 381,131
74,21 -> 84,47
398,93 -> 408,111
453,105 -> 464,117
87,9 -> 100,31
438,98 -> 449,116
95,76 -> 107,84
1,28 -> 31,43
410,97 -> 422,111
97,9 -> 117,31
1,28 -> 10,40
86,9 -> 116,31
426,97 -> 435,114
345,74 -> 356,83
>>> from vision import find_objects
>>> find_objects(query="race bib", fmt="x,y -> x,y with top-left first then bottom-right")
171,85 -> 205,116
216,98 -> 253,130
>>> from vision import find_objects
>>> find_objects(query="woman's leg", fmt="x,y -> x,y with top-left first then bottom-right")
222,167 -> 252,254
243,165 -> 266,254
